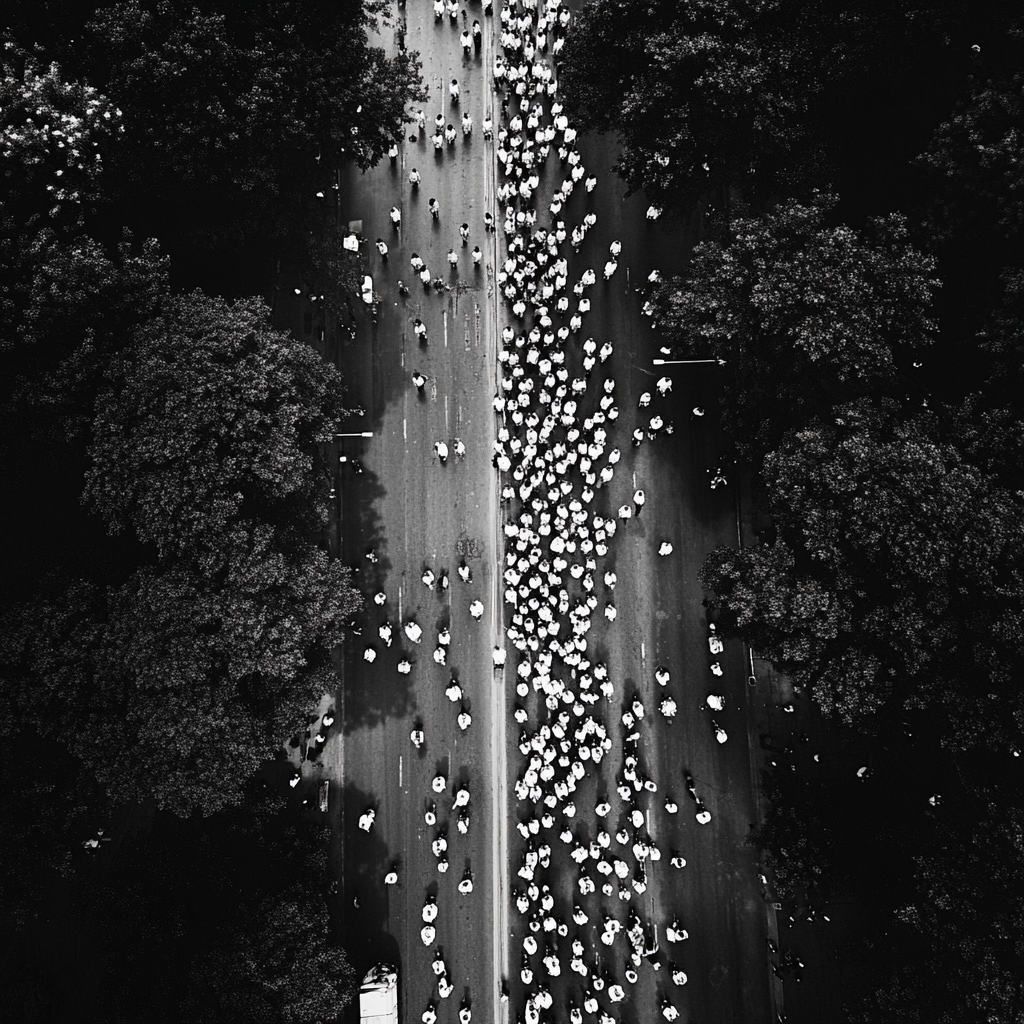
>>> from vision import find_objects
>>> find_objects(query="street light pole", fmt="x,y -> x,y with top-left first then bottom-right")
652,358 -> 725,366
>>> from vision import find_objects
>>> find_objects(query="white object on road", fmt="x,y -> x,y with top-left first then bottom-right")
706,694 -> 724,711
659,542 -> 674,556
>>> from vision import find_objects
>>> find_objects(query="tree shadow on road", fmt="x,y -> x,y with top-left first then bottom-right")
335,781 -> 403,1024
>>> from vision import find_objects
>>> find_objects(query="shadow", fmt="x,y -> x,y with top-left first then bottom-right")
337,781 -> 402,1024
338,444 -> 416,733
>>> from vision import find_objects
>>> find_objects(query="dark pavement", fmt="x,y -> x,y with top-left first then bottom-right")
278,3 -> 782,1022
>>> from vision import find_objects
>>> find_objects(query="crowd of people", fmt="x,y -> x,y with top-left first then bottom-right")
351,3 -> 738,1021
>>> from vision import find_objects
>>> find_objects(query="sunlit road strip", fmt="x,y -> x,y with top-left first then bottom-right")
481,15 -> 510,1020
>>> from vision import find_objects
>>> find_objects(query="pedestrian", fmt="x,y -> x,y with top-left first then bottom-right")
450,78 -> 460,103
472,19 -> 482,50
390,206 -> 401,227
460,29 -> 471,53
482,115 -> 493,139
638,391 -> 651,408
633,489 -> 645,515
460,222 -> 470,243
409,167 -> 421,187
472,245 -> 483,266
388,142 -> 398,162
376,238 -> 388,259
444,122 -> 457,146
448,248 -> 458,268
414,319 -> 427,342
462,112 -> 472,136
429,198 -> 440,219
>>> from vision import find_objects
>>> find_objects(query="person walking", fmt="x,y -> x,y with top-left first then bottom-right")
429,198 -> 440,219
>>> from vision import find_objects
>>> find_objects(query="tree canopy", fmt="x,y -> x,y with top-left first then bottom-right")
651,194 -> 939,460
702,398 -> 1023,739
558,0 -> 824,211
76,0 -> 424,244
1,293 -> 361,816
83,291 -> 344,565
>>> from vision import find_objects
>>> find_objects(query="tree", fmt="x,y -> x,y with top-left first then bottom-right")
187,888 -> 356,1024
83,290 -> 345,567
559,0 -> 1020,217
558,0 -> 826,212
2,535 -> 357,816
80,0 -> 425,245
0,48 -> 121,229
0,49 -> 148,364
747,767 -> 846,904
652,194 -> 939,460
917,68 -> 1024,250
848,797 -> 1024,1023
701,398 -> 1024,740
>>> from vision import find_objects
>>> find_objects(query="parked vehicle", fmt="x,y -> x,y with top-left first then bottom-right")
359,964 -> 398,1024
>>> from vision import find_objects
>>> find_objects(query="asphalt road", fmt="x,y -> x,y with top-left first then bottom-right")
328,5 -> 507,1023
314,3 -> 773,1023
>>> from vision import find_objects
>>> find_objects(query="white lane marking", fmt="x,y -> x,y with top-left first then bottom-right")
444,309 -> 449,348
399,756 -> 403,788
398,585 -> 403,625
445,395 -> 449,434
641,641 -> 646,663
403,417 -> 407,441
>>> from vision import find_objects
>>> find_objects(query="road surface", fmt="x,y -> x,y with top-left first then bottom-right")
300,3 -> 774,1022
